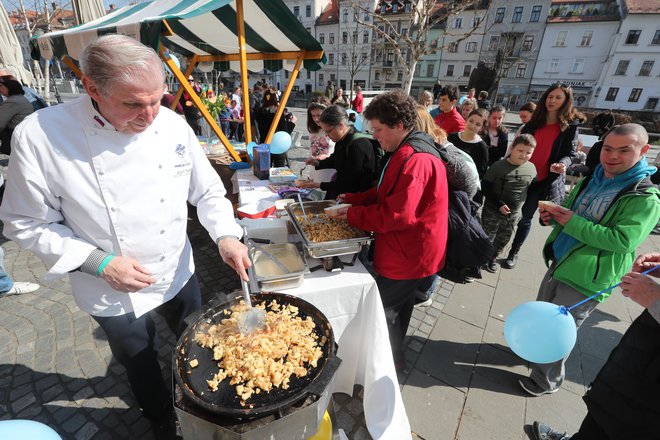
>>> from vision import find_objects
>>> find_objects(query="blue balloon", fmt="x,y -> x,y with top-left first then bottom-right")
270,131 -> 292,155
346,109 -> 364,132
0,420 -> 62,439
504,301 -> 577,364
246,141 -> 257,160
458,95 -> 467,105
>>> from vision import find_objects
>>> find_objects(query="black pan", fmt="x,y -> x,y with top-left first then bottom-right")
174,292 -> 336,420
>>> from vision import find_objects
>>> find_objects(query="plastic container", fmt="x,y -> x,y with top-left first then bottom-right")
252,144 -> 270,180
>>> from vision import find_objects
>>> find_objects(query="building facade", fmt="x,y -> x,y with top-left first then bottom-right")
530,0 -> 621,107
478,0 -> 553,108
592,0 -> 660,111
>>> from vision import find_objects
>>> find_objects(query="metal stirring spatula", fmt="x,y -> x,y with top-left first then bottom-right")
237,265 -> 266,334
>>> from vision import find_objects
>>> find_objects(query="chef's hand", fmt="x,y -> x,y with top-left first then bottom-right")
100,256 -> 156,293
499,204 -> 511,215
548,205 -> 574,226
550,163 -> 566,174
620,272 -> 660,309
336,194 -> 346,204
218,236 -> 250,282
633,252 -> 660,277
332,206 -> 350,221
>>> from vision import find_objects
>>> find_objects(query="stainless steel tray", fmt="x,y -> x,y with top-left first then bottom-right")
285,201 -> 372,259
250,243 -> 307,291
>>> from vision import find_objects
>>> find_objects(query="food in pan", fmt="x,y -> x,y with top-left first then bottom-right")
296,214 -> 363,242
194,300 -> 324,405
189,359 -> 198,368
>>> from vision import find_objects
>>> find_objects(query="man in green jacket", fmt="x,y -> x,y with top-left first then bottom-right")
519,123 -> 660,397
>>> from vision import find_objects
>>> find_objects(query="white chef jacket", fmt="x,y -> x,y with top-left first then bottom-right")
0,96 -> 243,318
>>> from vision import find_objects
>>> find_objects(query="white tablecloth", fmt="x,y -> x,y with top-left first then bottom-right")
233,169 -> 412,440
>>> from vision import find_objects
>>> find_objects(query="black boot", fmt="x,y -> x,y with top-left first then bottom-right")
502,243 -> 522,269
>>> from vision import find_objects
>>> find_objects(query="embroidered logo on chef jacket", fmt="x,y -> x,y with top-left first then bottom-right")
173,143 -> 192,177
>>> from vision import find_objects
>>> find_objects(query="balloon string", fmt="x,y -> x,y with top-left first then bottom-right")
560,265 -> 660,315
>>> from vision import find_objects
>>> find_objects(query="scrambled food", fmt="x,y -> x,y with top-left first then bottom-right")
194,300 -> 325,405
296,214 -> 363,242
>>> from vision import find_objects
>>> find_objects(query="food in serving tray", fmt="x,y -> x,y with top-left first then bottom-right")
296,214 -> 363,242
194,300 -> 324,405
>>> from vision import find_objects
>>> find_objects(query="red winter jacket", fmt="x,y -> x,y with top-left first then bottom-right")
433,107 -> 465,135
344,131 -> 448,280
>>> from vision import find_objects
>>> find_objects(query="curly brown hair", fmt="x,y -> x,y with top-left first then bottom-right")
363,89 -> 417,130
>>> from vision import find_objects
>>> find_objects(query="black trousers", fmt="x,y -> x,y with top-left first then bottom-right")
571,413 -> 611,440
375,274 -> 434,366
92,275 -> 201,420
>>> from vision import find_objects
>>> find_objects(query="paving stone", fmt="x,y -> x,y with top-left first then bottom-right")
442,282 -> 495,329
62,412 -> 88,434
11,391 -> 36,413
75,421 -> 99,440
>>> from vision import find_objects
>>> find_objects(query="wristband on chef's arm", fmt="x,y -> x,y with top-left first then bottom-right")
80,249 -> 114,277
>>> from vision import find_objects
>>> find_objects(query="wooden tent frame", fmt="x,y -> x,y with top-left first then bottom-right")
159,0 -> 323,162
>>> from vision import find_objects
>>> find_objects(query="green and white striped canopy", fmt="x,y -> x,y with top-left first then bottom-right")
35,0 -> 325,72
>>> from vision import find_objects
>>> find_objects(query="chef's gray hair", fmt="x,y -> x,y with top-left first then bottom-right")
80,34 -> 165,96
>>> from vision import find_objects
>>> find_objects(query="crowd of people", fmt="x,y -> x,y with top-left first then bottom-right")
1,34 -> 659,440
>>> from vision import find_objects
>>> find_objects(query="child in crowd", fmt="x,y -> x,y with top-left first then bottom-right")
480,134 -> 538,272
432,85 -> 466,135
305,96 -> 336,183
518,102 -> 536,125
460,98 -> 477,121
447,108 -> 489,177
484,105 -> 508,165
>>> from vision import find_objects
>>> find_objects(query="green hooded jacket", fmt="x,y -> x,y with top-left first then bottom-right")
543,175 -> 660,301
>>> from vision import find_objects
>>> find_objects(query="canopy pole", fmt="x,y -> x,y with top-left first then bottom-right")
62,55 -> 83,79
235,0 -> 252,145
264,52 -> 304,144
159,44 -> 241,162
170,54 -> 199,112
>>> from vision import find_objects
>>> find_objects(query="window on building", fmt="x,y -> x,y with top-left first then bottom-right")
307,70 -> 311,79
342,53 -> 347,65
343,9 -> 348,23
446,64 -> 455,76
306,4 -> 311,17
463,65 -> 472,77
448,42 -> 458,53
555,31 -> 567,47
361,52 -> 368,62
363,31 -> 369,43
381,3 -> 386,13
466,42 -> 477,52
495,7 -> 505,23
614,59 -> 630,75
329,33 -> 334,44
285,70 -> 289,79
453,18 -> 463,28
530,5 -> 542,22
293,6 -> 299,17
393,3 -> 398,13
488,35 -> 499,51
515,63 -> 527,78
405,3 -> 411,12
397,71 -> 403,81
473,16 -> 482,27
375,50 -> 382,62
319,73 -> 324,83
328,53 -> 335,65
330,74 -> 335,81
364,11 -> 370,21
629,88 -> 642,102
342,32 -> 348,44
570,58 -> 585,74
415,64 -> 421,76
548,58 -> 559,73
353,31 -> 358,44
639,60 -> 654,76
375,72 -> 381,81
652,30 -> 660,45
644,98 -> 659,110
512,6 -> 523,23
502,62 -> 511,77
385,71 -> 392,81
319,33 -> 325,44
625,29 -> 641,44
426,62 -> 435,77
580,30 -> 593,46
605,87 -> 618,101
522,35 -> 534,51
401,27 -> 408,37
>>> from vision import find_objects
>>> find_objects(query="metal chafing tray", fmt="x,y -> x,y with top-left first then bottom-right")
285,200 -> 373,260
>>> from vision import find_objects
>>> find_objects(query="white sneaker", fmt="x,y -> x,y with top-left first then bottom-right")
3,282 -> 40,296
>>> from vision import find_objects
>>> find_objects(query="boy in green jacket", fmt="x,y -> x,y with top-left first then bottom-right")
519,124 -> 660,397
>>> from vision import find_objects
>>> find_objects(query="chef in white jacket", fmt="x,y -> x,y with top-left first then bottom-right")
0,35 -> 249,433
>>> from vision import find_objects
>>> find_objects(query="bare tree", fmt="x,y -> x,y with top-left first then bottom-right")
352,0 -> 483,94
342,3 -> 372,100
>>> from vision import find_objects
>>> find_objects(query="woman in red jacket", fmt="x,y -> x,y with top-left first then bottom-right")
333,90 -> 449,370
351,85 -> 363,113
